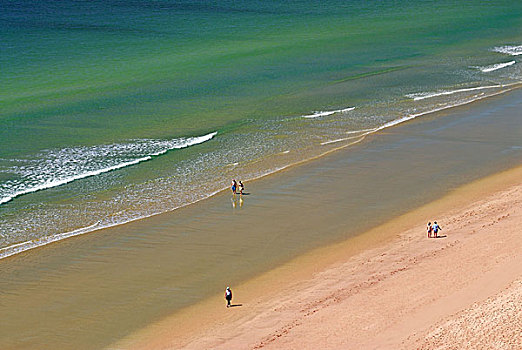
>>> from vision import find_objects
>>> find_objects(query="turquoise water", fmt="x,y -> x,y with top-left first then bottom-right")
1,0 -> 522,254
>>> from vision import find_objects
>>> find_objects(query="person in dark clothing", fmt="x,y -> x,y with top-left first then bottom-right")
231,180 -> 237,195
225,286 -> 232,308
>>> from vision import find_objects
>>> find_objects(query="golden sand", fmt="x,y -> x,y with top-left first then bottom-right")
115,165 -> 522,349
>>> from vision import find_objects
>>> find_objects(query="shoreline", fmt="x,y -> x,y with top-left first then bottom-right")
116,164 -> 522,350
4,3 -> 522,348
2,83 -> 521,261
2,84 -> 521,349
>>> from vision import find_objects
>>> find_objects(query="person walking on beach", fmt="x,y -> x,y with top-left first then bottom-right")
432,221 -> 442,238
427,222 -> 433,238
231,180 -> 237,195
225,286 -> 232,308
238,181 -> 244,196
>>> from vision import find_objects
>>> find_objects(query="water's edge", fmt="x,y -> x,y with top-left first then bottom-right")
2,83 -> 521,260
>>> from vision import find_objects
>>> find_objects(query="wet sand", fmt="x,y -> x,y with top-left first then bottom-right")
118,165 -> 522,350
1,90 -> 521,349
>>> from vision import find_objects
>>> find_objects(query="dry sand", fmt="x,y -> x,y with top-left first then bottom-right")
116,166 -> 522,350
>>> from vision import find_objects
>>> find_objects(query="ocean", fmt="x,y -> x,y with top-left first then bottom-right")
2,2 -> 522,348
1,1 -> 521,255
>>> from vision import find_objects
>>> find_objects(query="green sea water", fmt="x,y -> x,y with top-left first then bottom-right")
1,0 -> 522,254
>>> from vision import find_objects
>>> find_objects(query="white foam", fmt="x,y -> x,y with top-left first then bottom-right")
345,128 -> 378,134
0,132 -> 217,205
406,85 -> 503,101
150,131 -> 217,156
475,60 -> 516,72
493,45 -> 522,56
3,83 -> 520,260
0,156 -> 151,205
0,189 -> 229,260
376,114 -> 418,130
324,83 -> 520,147
318,112 -> 428,147
320,134 -> 367,145
404,86 -> 517,121
301,107 -> 354,119
0,222 -> 101,259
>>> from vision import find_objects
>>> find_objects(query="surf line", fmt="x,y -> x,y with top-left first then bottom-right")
8,83 -> 518,261
0,184 -> 227,260
406,85 -> 505,101
474,60 -> 516,73
0,157 -> 150,206
493,45 -> 522,56
0,131 -> 218,206
321,127 -> 379,146
322,83 -> 521,147
0,221 -> 101,260
320,134 -> 368,145
302,107 -> 355,119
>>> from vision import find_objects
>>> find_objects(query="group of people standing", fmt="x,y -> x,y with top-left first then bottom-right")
231,179 -> 244,195
427,221 -> 442,238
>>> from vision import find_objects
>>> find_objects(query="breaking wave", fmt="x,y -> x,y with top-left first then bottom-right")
301,107 -> 355,119
0,132 -> 217,205
405,85 -> 504,101
475,60 -> 516,72
493,45 -> 522,56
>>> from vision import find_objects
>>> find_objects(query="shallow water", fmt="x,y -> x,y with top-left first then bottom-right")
0,89 -> 521,349
1,0 -> 522,252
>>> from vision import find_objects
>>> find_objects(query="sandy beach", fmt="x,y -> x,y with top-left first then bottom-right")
118,165 -> 522,349
1,89 -> 521,350
5,2 -> 522,348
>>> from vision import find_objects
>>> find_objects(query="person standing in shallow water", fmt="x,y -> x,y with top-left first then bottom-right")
231,180 -> 237,195
238,181 -> 244,196
225,286 -> 232,308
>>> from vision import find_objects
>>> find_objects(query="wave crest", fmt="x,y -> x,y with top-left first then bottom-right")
493,45 -> 522,56
405,85 -> 503,101
475,60 -> 516,72
0,132 -> 217,205
301,107 -> 355,119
